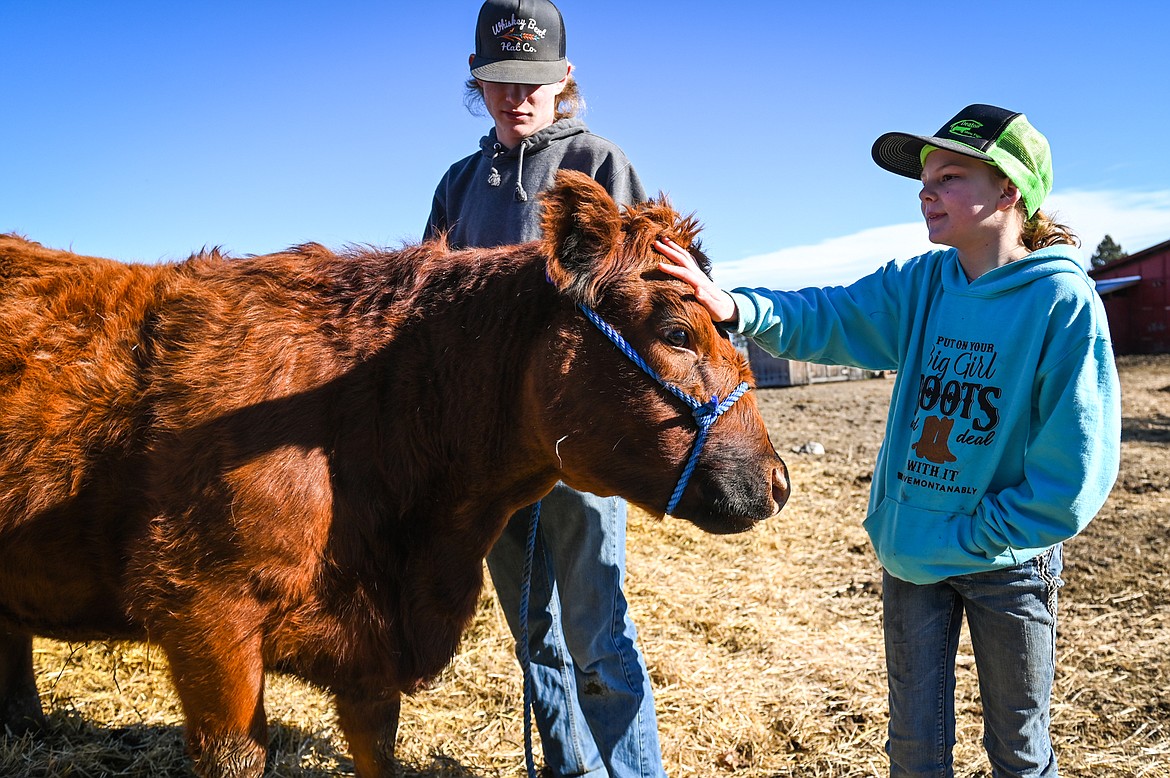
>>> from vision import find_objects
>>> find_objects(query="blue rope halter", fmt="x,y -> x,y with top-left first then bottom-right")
574,303 -> 751,516
518,298 -> 751,777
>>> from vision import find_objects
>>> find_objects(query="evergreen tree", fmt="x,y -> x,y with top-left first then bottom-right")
1090,235 -> 1126,267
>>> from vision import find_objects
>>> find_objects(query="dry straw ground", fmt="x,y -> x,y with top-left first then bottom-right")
3,355 -> 1167,777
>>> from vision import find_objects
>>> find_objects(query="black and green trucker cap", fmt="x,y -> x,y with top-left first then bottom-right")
871,104 -> 1053,217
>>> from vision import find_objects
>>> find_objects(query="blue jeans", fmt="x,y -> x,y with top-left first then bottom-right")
487,483 -> 666,778
882,546 -> 1063,778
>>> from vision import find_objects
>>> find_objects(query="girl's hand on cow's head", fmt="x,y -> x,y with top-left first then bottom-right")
655,238 -> 738,324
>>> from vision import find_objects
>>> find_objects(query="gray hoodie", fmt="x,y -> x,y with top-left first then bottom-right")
424,117 -> 646,249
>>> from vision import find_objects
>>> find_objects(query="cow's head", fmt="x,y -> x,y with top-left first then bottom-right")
532,170 -> 789,534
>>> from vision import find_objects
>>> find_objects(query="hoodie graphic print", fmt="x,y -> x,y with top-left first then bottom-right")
907,334 -> 998,482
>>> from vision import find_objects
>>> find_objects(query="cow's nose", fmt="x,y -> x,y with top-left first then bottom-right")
769,462 -> 790,515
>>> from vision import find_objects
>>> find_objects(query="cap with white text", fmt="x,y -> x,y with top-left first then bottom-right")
470,0 -> 568,85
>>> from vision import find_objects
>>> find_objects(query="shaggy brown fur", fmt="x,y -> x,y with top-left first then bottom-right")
0,171 -> 789,777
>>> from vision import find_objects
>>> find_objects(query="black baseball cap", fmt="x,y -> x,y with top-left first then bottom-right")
872,104 -> 1053,217
470,0 -> 568,85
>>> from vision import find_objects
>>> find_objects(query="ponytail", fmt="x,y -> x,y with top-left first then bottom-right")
1020,204 -> 1079,252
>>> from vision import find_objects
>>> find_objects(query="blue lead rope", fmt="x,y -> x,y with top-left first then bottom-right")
518,500 -> 541,778
519,300 -> 751,777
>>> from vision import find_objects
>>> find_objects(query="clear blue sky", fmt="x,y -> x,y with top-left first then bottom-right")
5,1 -> 1169,289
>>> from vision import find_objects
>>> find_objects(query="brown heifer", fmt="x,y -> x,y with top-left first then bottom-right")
0,171 -> 789,777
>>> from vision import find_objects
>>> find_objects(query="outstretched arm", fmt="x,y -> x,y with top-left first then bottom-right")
655,238 -> 738,324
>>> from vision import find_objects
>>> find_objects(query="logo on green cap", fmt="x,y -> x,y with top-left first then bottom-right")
949,120 -> 984,139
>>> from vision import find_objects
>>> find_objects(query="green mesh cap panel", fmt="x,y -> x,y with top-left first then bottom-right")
984,115 -> 1053,217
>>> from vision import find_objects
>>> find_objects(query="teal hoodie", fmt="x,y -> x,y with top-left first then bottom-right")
728,246 -> 1121,584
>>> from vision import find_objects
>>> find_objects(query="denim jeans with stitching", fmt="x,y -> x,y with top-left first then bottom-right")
882,546 -> 1064,778
487,483 -> 666,778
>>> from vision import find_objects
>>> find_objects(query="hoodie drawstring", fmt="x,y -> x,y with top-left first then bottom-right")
487,143 -> 503,188
485,138 -> 532,201
514,139 -> 530,202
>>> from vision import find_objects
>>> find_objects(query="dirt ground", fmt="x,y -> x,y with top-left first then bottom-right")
3,355 -> 1167,777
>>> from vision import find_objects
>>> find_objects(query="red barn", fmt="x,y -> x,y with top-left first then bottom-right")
1089,238 -> 1170,354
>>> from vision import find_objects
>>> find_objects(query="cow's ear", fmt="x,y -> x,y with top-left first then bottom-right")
540,170 -> 623,306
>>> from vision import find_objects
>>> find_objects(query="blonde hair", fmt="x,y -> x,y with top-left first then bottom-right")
1019,202 -> 1080,251
463,73 -> 584,121
993,167 -> 1078,251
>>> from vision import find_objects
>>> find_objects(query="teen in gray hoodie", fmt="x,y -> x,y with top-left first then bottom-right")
423,2 -> 664,777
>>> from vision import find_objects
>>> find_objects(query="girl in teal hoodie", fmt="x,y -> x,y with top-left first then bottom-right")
657,104 -> 1120,777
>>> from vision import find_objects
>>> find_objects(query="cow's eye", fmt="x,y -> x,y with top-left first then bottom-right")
663,327 -> 690,349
